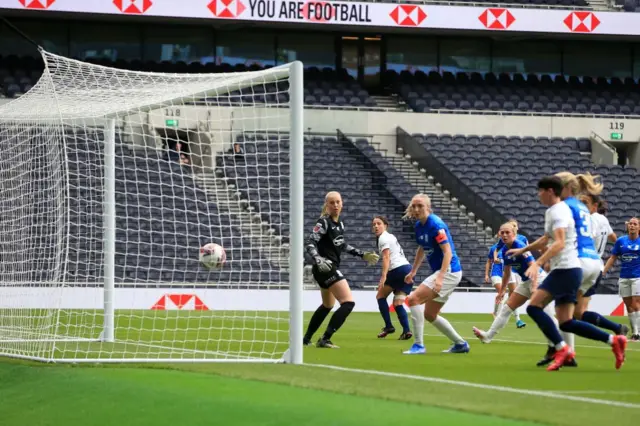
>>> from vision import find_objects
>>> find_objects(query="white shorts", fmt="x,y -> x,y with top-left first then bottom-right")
509,273 -> 521,285
491,276 -> 502,286
579,257 -> 603,294
421,271 -> 463,303
514,270 -> 548,299
619,278 -> 640,298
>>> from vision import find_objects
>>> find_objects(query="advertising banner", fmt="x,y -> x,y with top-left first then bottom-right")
4,0 -> 640,37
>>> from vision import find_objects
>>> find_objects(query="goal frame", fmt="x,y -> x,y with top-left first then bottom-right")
1,54 -> 304,365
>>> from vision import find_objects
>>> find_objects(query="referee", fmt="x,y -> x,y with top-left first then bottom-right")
303,191 -> 379,348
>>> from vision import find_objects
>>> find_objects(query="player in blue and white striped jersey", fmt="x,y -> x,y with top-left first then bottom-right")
508,176 -> 626,371
604,217 -> 640,341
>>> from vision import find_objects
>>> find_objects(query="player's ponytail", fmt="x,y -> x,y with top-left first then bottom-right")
508,219 -> 519,233
554,171 -> 580,195
597,199 -> 608,215
576,173 -> 603,196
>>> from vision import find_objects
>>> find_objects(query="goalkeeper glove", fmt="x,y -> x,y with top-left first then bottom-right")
363,252 -> 380,266
314,256 -> 333,273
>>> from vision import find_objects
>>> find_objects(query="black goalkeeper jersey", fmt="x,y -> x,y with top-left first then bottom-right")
305,215 -> 363,268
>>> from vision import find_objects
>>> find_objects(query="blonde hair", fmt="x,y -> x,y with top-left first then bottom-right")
320,191 -> 342,217
403,194 -> 432,220
555,171 -> 603,196
507,219 -> 518,233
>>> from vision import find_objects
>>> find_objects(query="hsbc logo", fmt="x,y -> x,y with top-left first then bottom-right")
208,0 -> 246,18
478,8 -> 515,30
113,0 -> 153,14
151,294 -> 209,311
389,5 -> 427,27
564,11 -> 600,33
19,0 -> 54,9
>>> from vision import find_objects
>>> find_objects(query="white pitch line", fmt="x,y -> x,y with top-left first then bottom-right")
422,331 -> 640,352
307,363 -> 640,409
556,390 -> 640,395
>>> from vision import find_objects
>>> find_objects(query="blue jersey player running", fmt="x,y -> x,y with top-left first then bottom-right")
508,176 -> 627,371
604,217 -> 640,341
474,222 -> 549,343
372,216 -> 413,340
402,193 -> 470,354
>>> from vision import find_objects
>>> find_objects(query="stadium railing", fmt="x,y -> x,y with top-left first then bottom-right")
396,126 -> 532,242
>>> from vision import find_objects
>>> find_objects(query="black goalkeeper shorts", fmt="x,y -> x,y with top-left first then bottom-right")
312,265 -> 346,289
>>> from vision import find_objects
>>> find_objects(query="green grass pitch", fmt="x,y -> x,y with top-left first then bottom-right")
1,312 -> 638,426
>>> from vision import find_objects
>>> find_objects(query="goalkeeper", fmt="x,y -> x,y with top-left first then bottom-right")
303,191 -> 379,348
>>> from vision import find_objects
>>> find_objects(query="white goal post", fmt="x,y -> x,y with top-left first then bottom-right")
0,50 -> 304,364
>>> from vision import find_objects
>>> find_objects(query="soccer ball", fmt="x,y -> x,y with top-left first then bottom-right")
199,243 -> 226,270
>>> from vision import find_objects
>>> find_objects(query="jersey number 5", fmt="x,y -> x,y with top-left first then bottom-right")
578,210 -> 592,238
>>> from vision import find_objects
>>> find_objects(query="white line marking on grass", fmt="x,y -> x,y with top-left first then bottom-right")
555,391 -> 640,395
423,331 -> 640,352
307,364 -> 640,409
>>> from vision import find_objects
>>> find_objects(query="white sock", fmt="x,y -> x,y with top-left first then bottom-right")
487,304 -> 513,338
512,305 -> 521,321
410,304 -> 425,346
631,311 -> 640,335
431,315 -> 465,344
561,331 -> 575,352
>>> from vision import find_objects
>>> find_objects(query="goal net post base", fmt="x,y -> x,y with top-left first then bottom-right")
0,51 -> 304,364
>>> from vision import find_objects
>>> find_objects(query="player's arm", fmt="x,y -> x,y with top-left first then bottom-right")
603,238 -> 621,275
406,246 -> 425,283
494,240 -> 503,263
305,219 -> 332,272
507,234 -> 548,257
499,266 -> 511,298
343,242 -> 379,265
535,228 -> 565,268
484,258 -> 491,283
607,232 -> 618,244
378,248 -> 390,289
439,242 -> 453,277
603,255 -> 617,276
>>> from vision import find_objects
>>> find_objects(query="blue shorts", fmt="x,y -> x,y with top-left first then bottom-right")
538,267 -> 582,305
384,264 -> 413,295
583,271 -> 603,298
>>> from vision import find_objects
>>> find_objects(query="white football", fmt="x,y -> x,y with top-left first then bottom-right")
199,243 -> 226,270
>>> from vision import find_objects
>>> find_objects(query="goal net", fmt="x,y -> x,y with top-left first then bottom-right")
0,50 -> 304,363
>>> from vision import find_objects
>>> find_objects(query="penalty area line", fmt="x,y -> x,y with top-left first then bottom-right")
306,363 -> 640,409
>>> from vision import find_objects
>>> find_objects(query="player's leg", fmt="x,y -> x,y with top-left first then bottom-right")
621,278 -> 640,340
316,279 -> 356,348
421,272 -> 469,353
403,284 -> 429,354
508,279 -> 526,328
552,269 -> 627,370
376,285 -> 395,337
392,290 -> 412,339
577,265 -> 626,335
473,285 -> 530,343
491,276 -> 503,317
303,287 -> 335,346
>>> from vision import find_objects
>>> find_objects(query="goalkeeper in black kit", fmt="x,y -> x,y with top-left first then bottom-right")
303,191 -> 380,348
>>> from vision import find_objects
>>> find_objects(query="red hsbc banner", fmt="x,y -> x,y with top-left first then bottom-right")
5,0 -> 640,37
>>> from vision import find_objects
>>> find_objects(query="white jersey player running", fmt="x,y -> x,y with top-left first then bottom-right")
508,176 -> 626,371
372,216 -> 414,340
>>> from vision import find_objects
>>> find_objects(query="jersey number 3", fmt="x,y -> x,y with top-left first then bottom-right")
578,210 -> 592,238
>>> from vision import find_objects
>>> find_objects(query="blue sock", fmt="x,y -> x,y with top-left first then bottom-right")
560,319 -> 611,344
395,305 -> 410,333
581,311 -> 622,334
377,298 -> 393,328
527,305 -> 563,346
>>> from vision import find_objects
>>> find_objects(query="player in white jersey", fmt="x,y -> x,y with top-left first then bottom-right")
507,176 -> 626,371
372,216 -> 413,340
